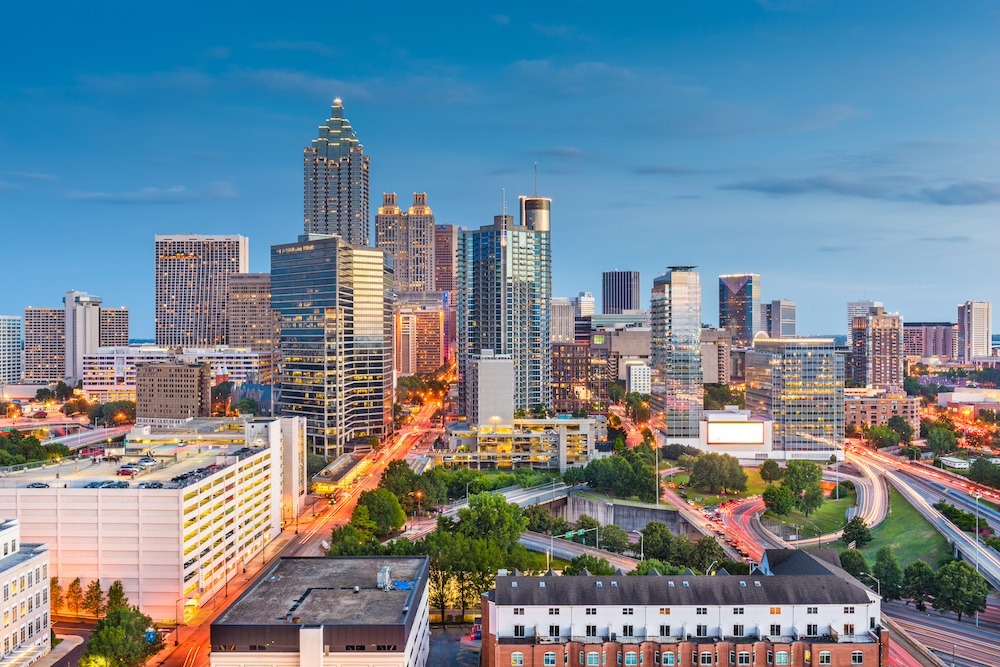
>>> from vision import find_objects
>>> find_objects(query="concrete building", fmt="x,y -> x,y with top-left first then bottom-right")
180,346 -> 269,385
602,270 -> 641,315
465,351 -> 515,427
844,388 -> 920,434
458,197 -> 551,415
22,308 -> 64,384
698,407 -> 773,461
395,306 -> 446,376
376,193 -> 436,292
397,291 -> 453,364
847,300 -> 883,348
700,328 -> 733,385
719,274 -> 761,347
626,363 -> 651,395
0,316 -> 22,385
155,234 -> 249,348
98,307 -> 129,347
574,292 -> 596,318
482,549 -> 884,667
303,98 -> 370,246
0,417 -> 307,623
651,267 -> 703,444
0,519 -> 50,665
761,299 -> 796,338
136,361 -> 212,427
82,346 -> 174,403
210,556 -> 430,667
271,234 -> 394,457
552,343 -> 602,414
601,327 -> 651,383
64,290 -> 104,384
227,273 -> 280,358
747,338 -> 844,461
902,322 -> 956,360
551,297 -> 576,344
434,224 -> 459,302
958,301 -> 992,362
850,307 -> 903,390
444,417 -> 605,473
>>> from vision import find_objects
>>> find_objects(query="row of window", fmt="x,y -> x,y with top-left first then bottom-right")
509,649 -> 865,665
512,622 -> 842,639
517,605 -> 854,617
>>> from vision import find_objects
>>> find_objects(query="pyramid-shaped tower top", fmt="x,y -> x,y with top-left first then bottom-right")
312,98 -> 362,160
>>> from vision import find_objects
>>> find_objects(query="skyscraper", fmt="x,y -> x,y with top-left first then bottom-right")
434,224 -> 459,303
903,322 -> 956,359
602,270 -> 640,315
850,306 -> 903,390
761,299 -> 796,338
376,193 -> 436,291
958,300 -> 992,362
227,273 -> 280,353
303,98 -> 370,245
154,234 -> 249,348
574,291 -> 596,318
23,307 -> 64,383
719,273 -> 761,347
458,196 -> 551,415
99,308 -> 129,347
64,290 -> 102,384
550,297 -> 575,343
0,316 -> 22,386
271,234 -> 394,457
650,266 -> 703,443
847,300 -> 883,347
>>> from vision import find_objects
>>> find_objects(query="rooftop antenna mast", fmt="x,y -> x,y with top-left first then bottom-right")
533,162 -> 538,196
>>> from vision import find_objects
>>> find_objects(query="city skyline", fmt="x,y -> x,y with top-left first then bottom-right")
3,3 -> 1000,335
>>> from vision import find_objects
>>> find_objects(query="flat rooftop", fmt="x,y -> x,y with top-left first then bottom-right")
216,557 -> 428,627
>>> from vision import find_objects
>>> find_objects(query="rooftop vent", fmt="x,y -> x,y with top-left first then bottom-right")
377,565 -> 393,591
511,581 -> 517,588
353,586 -> 360,594
539,581 -> 546,588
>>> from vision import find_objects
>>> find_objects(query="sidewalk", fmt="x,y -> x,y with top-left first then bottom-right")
33,635 -> 84,667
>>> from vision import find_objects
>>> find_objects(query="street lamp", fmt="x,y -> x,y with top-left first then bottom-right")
632,530 -> 644,561
973,492 -> 982,574
859,572 -> 880,596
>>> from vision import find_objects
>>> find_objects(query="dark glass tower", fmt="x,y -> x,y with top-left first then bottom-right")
719,273 -> 761,347
602,270 -> 641,315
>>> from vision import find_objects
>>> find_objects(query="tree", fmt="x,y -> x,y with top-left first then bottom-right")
50,577 -> 64,613
456,492 -> 527,553
306,453 -> 328,478
564,554 -> 615,576
799,484 -> 825,517
887,416 -> 914,444
841,517 -> 873,547
758,459 -> 784,485
690,537 -> 725,572
902,560 -> 937,611
781,460 -> 822,496
106,580 -> 129,612
871,547 -> 903,601
762,485 -> 795,515
66,577 -> 83,615
326,523 -> 381,556
572,515 -> 602,546
599,525 -> 632,554
562,467 -> 586,485
629,558 -> 686,576
690,453 -> 747,494
927,427 -> 957,455
80,605 -> 163,667
865,425 -> 901,449
423,530 -> 456,622
231,397 -> 260,415
355,488 -> 406,537
838,549 -> 870,579
83,579 -> 106,619
34,388 -> 55,402
933,560 -> 988,621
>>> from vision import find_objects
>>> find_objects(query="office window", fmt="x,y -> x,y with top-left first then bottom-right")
512,652 -> 524,666
807,624 -> 818,636
549,625 -> 560,637
700,652 -> 713,665
775,652 -> 788,665
844,624 -> 855,636
733,607 -> 744,615
514,625 -> 525,638
544,652 -> 557,666
851,652 -> 863,665
733,624 -> 744,637
587,625 -> 597,637
696,607 -> 708,615
818,652 -> 831,665
663,653 -> 675,666
696,624 -> 707,637
625,652 -> 638,666
770,624 -> 781,636
514,607 -> 525,615
587,608 -> 598,615
769,607 -> 781,615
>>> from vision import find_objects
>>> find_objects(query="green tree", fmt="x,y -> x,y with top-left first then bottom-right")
50,577 -> 64,613
838,549 -> 870,579
841,517 -> 873,547
66,577 -> 83,615
865,425 -> 901,449
231,397 -> 260,415
105,580 -> 129,612
629,558 -> 686,576
562,467 -> 586,485
781,460 -> 822,496
933,560 -> 988,621
306,453 -> 328,478
326,519 -> 380,557
564,554 -> 615,576
80,605 -> 163,667
758,459 -> 784,485
690,453 -> 747,494
690,537 -> 726,572
34,388 -> 55,402
380,460 -> 420,506
355,488 -> 406,537
871,547 -> 903,601
886,416 -> 914,444
902,560 -> 937,611
798,484 -> 825,517
762,485 -> 796,515
572,515 -> 602,547
423,530 -> 456,622
599,525 -> 632,554
927,427 -> 957,455
456,492 -> 527,553
83,579 -> 106,619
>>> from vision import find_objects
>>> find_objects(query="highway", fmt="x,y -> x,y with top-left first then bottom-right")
520,530 -> 639,572
884,603 -> 996,667
43,424 -> 132,448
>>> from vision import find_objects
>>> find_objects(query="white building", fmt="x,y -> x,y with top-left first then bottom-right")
958,300 -> 992,362
63,291 -> 103,385
466,350 -> 515,427
0,417 -> 306,623
625,363 -> 651,395
698,407 -> 773,461
180,346 -> 268,385
445,417 -> 606,473
0,317 -> 21,386
0,519 -> 50,665
82,346 -> 174,403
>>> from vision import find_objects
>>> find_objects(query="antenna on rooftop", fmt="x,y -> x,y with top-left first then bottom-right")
534,162 -> 538,196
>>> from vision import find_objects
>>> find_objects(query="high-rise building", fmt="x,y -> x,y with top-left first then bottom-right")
465,350 -> 516,426
700,327 -> 732,385
761,299 -> 796,338
602,270 -> 640,315
395,305 -> 446,376
272,234 -> 394,457
63,290 -> 102,384
573,291 -> 595,318
23,307 -> 64,384
719,273 -> 761,347
650,267 -> 703,443
155,234 -> 249,348
551,342 -> 595,413
434,224 -> 459,303
550,297 -> 575,343
903,322 -> 956,359
82,346 -> 174,403
850,306 -> 903,390
135,361 -> 213,426
847,300 -> 883,348
99,307 -> 129,347
376,193 -> 436,292
0,316 -> 23,386
303,98 -> 370,245
747,337 -> 845,460
958,300 -> 992,362
457,197 -> 551,414
227,273 -> 280,379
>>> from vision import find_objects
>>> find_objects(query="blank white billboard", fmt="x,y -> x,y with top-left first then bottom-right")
706,421 -> 765,445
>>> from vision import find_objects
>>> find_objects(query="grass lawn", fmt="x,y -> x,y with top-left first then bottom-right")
762,491 -> 857,537
858,488 -> 952,569
667,469 -> 768,508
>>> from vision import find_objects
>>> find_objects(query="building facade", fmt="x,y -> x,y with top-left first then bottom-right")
395,306 -> 446,376
465,350 -> 516,427
136,361 -> 213,426
958,301 -> 992,362
850,307 -> 903,390
458,197 -> 551,415
846,300 -> 883,348
64,290 -> 103,384
0,317 -> 22,385
844,388 -> 920,434
551,298 -> 576,344
376,193 -> 436,292
303,98 -> 370,245
82,346 -> 175,403
902,322 -> 956,360
650,267 -> 703,444
551,342 -> 598,413
227,273 -> 280,357
434,224 -> 459,302
719,274 -> 761,347
626,363 -> 651,395
700,328 -> 732,385
602,271 -> 641,315
155,234 -> 249,348
271,235 -> 394,457
22,308 -> 64,384
574,292 -> 596,318
762,299 -> 796,338
746,338 -> 844,460
0,520 -> 50,665
445,417 -> 605,473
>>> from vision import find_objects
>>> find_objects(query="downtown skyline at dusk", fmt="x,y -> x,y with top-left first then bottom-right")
3,1 -> 1000,334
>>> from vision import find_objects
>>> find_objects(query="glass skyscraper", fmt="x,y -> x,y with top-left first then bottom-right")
271,234 -> 393,457
457,197 -> 551,418
719,273 -> 761,347
650,266 -> 703,443
602,270 -> 640,315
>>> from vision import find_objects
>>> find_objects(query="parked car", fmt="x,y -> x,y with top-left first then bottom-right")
106,481 -> 130,489
136,459 -> 157,468
116,467 -> 138,476
137,482 -> 164,489
25,482 -> 49,489
84,481 -> 105,488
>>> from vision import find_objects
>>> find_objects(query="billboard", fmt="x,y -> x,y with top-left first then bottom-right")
706,421 -> 765,445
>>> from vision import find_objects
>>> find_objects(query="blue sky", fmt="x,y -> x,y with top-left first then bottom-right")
3,1 -> 1000,337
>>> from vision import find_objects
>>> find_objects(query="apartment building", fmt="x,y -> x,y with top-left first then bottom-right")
0,519 -> 50,665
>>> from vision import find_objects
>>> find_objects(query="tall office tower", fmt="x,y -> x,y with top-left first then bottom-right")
847,300 -> 884,347
700,327 -> 732,384
272,234 -> 394,457
850,306 -> 903,390
573,291 -> 596,318
63,290 -> 102,384
154,234 -> 249,348
303,98 -> 370,245
761,299 -> 796,338
903,322 -> 957,359
746,337 -> 845,460
227,273 -> 280,353
395,305 -> 446,376
718,273 -> 761,347
376,193 -> 436,291
99,307 -> 129,346
0,316 -> 22,385
23,307 -> 64,383
650,267 -> 703,443
958,301 -> 992,362
550,297 -> 575,343
602,270 -> 640,315
457,196 -> 551,414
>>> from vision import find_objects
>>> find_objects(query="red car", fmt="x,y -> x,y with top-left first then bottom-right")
116,467 -> 138,476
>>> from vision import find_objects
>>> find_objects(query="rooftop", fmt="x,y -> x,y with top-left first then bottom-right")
215,557 -> 429,627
